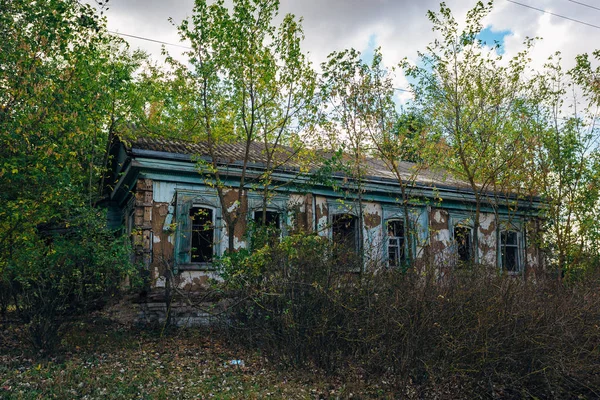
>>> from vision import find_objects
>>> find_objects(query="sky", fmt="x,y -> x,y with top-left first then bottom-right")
91,0 -> 600,103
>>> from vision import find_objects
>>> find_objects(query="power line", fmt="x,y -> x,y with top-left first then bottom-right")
567,0 -> 600,12
506,0 -> 600,30
107,30 -> 416,94
108,30 -> 192,50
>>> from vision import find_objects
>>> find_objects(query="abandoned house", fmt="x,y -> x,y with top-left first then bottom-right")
104,136 -> 544,293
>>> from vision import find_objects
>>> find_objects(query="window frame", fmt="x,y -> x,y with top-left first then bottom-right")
189,205 -> 217,265
326,200 -> 362,252
498,223 -> 523,274
173,190 -> 222,272
250,208 -> 284,247
382,206 -> 426,266
447,212 -> 476,265
331,212 -> 360,253
386,218 -> 407,268
247,193 -> 289,239
252,209 -> 282,229
453,224 -> 474,264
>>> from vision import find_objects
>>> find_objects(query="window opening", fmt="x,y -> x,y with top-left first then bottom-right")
190,207 -> 214,263
252,210 -> 282,248
454,226 -> 472,263
254,210 -> 280,229
387,219 -> 405,267
501,231 -> 519,272
332,213 -> 358,252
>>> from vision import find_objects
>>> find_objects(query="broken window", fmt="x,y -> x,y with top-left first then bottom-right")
332,213 -> 358,252
387,219 -> 405,268
253,209 -> 282,243
454,226 -> 472,263
254,210 -> 281,229
501,230 -> 520,272
190,207 -> 214,263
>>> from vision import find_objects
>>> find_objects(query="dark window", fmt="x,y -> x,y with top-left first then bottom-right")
454,226 -> 472,263
254,210 -> 280,229
501,231 -> 519,272
252,210 -> 282,247
190,207 -> 214,263
387,219 -> 405,267
332,213 -> 358,252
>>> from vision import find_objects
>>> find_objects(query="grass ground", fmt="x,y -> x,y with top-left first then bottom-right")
0,317 -> 391,399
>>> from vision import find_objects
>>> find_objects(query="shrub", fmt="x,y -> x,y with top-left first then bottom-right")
221,233 -> 600,398
1,208 -> 135,350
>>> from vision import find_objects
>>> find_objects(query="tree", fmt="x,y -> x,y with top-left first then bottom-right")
0,0 -> 141,348
320,48 -> 378,266
403,1 -> 538,264
533,53 -> 600,275
143,0 -> 317,253
320,48 -> 434,266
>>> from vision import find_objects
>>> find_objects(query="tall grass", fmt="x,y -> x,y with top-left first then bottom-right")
222,233 -> 600,398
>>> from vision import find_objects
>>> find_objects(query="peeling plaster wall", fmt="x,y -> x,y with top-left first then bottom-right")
155,181 -> 250,254
429,208 -> 452,266
478,213 -> 497,266
150,202 -> 174,286
287,193 -> 312,233
526,218 -> 543,274
151,181 -> 235,288
221,188 -> 248,251
143,178 -> 544,288
315,196 -> 329,237
362,202 -> 384,266
172,271 -> 221,291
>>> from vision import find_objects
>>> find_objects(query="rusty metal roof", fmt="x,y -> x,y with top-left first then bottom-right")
129,136 -> 473,191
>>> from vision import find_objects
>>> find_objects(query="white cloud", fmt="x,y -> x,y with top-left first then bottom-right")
90,0 -> 600,84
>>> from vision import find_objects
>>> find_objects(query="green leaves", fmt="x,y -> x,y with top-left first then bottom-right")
1,0 -> 143,348
146,0 -> 318,252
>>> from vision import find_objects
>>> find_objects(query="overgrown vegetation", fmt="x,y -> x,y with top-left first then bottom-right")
223,233 -> 600,398
0,0 -> 141,350
2,0 -> 600,397
3,210 -> 135,350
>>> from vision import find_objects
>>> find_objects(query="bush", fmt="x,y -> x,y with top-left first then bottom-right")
1,208 -> 135,350
221,233 -> 600,398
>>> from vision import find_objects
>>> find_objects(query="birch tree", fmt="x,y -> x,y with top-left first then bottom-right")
148,0 -> 317,253
534,54 -> 600,274
403,1 -> 538,263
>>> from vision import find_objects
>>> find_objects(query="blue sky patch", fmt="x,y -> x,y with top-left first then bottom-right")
360,34 -> 378,64
477,26 -> 511,55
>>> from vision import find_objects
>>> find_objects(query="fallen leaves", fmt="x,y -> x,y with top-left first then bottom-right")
0,319 -> 368,399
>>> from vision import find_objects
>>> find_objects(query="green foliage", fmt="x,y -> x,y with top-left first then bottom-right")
532,54 -> 600,272
0,0 -> 144,348
140,0 -> 318,253
392,112 -> 433,163
0,0 -> 146,245
403,1 -> 542,264
405,1 -> 539,193
218,232 -> 337,291
5,209 -> 135,350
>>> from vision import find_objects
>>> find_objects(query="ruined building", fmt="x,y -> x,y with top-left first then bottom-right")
105,136 -> 544,294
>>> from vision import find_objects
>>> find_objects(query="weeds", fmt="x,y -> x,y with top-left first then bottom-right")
223,233 -> 600,398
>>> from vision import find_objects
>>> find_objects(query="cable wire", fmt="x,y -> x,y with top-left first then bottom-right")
108,31 -> 415,94
506,0 -> 600,30
567,0 -> 600,12
108,30 -> 192,50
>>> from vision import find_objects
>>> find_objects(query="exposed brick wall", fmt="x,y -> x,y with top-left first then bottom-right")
133,179 -> 154,284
